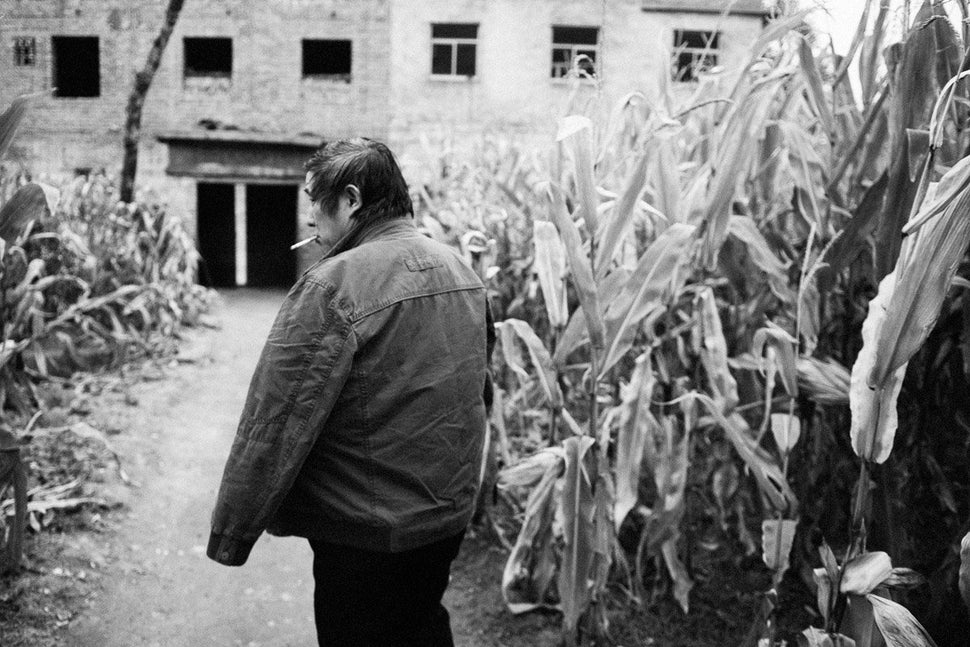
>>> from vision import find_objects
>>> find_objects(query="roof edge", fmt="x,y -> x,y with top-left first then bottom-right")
156,129 -> 322,148
641,1 -> 769,17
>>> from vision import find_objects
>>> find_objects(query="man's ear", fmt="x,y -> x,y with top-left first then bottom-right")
345,185 -> 362,215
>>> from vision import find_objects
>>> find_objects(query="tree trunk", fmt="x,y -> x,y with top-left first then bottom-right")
120,0 -> 185,203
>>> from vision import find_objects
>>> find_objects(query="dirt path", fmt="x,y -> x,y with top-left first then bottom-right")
63,289 -> 560,647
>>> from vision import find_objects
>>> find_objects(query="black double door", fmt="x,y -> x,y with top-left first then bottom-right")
196,182 -> 298,288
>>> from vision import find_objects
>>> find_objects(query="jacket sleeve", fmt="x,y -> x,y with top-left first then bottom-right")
207,278 -> 357,566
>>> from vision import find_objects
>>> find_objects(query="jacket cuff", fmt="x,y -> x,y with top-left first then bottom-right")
207,531 -> 255,566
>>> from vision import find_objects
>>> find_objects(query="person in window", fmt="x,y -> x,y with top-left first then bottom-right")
207,138 -> 494,646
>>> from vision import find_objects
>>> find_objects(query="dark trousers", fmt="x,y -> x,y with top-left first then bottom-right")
309,530 -> 465,647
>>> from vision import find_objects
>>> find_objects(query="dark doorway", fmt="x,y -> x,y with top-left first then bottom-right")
196,183 -> 236,287
246,184 -> 298,287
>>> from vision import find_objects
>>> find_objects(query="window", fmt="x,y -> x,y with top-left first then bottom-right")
52,36 -> 100,97
13,37 -> 36,67
551,26 -> 599,79
672,30 -> 719,82
431,23 -> 478,77
184,37 -> 232,78
302,39 -> 352,82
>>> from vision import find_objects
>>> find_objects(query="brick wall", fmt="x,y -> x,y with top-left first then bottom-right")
387,0 -> 763,156
1,0 -> 391,183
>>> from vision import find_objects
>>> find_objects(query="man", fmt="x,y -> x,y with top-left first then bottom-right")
207,138 -> 493,646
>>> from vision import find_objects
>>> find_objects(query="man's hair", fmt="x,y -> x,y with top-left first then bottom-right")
304,138 -> 413,224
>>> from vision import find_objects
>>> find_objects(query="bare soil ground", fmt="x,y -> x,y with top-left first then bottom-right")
1,289 -> 769,647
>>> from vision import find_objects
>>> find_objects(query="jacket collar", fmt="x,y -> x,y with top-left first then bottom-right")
303,217 -> 418,276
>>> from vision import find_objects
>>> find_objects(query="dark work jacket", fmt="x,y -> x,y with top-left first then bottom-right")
207,218 -> 491,566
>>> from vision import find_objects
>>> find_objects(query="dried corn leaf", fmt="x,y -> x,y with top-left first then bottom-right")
770,414 -> 801,454
501,453 -> 563,614
662,538 -> 693,613
851,272 -> 906,464
559,435 -> 597,642
694,287 -> 738,412
869,155 -> 970,388
867,593 -> 938,647
841,551 -> 893,595
762,518 -> 798,588
614,354 -> 652,531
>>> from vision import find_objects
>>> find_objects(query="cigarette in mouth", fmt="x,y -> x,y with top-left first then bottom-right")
290,235 -> 319,250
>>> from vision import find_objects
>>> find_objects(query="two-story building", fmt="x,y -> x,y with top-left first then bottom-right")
1,0 -> 767,287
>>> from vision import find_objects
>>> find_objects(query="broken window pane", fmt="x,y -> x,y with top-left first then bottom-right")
52,36 -> 100,97
303,39 -> 352,81
184,37 -> 232,78
13,37 -> 36,66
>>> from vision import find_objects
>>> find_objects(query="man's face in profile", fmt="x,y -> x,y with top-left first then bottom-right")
304,171 -> 360,250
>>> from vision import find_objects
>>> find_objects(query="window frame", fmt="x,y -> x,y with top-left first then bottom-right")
13,36 -> 37,67
672,29 -> 720,83
551,26 -> 599,80
430,23 -> 479,78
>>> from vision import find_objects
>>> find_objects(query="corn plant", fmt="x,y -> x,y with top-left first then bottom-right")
472,2 -> 970,645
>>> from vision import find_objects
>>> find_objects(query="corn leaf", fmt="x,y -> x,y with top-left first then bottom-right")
614,354 -> 652,531
694,394 -> 797,513
594,149 -> 650,278
868,155 -> 970,388
553,266 -> 630,365
960,531 -> 970,611
770,414 -> 801,454
498,447 -> 564,489
651,137 -> 680,224
559,435 -> 597,644
851,272 -> 907,464
798,37 -> 835,137
867,593 -> 939,647
841,551 -> 893,596
662,538 -> 693,613
815,171 -> 888,293
728,216 -> 794,302
0,184 -> 57,245
500,319 -> 563,408
874,0 -> 960,278
0,95 -> 32,159
549,189 -> 605,351
501,453 -> 564,614
600,223 -> 697,376
694,287 -> 738,412
798,628 -> 846,647
557,115 -> 599,238
762,518 -> 798,588
533,221 -> 568,329
752,324 -> 799,398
